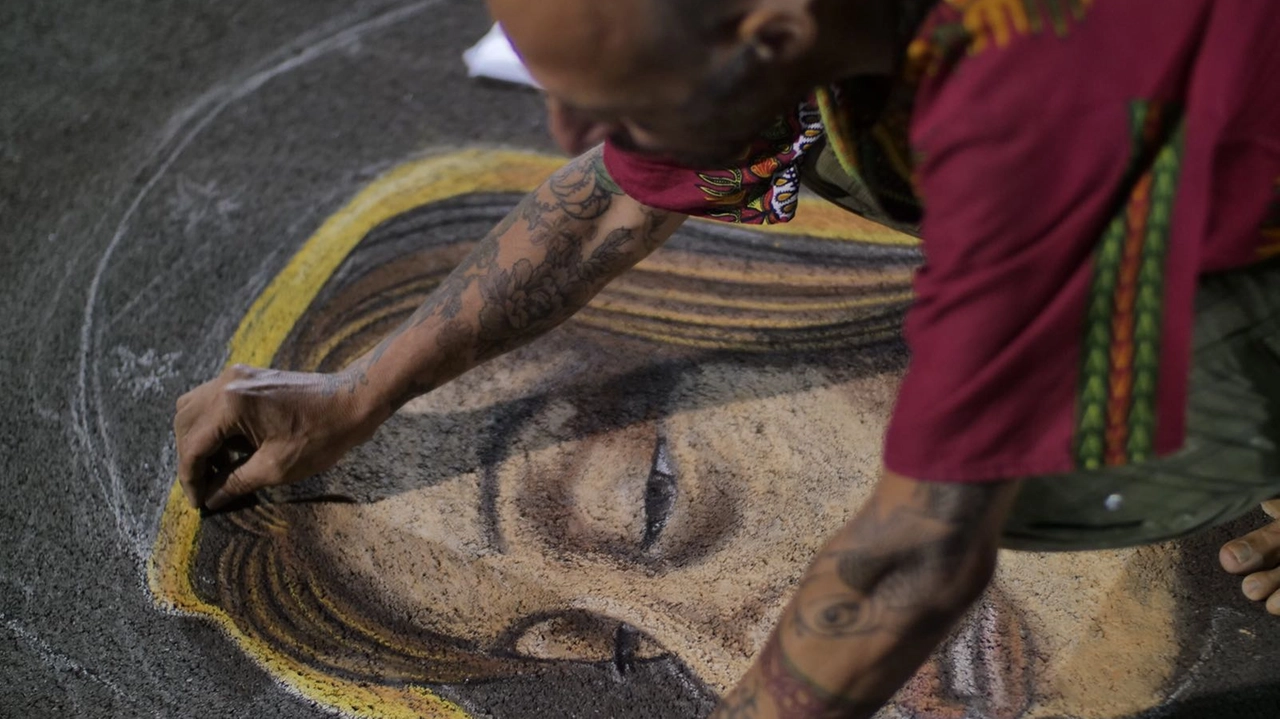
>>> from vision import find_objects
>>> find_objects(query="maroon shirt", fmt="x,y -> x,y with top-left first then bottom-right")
605,0 -> 1280,482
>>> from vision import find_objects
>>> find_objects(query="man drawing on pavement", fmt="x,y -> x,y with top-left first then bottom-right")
172,1 -> 1280,716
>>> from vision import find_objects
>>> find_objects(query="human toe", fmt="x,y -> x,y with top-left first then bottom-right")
1220,521 -> 1280,574
1243,567 -> 1280,602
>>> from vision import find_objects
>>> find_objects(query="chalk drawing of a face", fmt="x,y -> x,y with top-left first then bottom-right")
151,152 -> 1187,719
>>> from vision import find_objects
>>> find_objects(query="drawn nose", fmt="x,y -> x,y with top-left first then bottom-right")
546,98 -> 618,155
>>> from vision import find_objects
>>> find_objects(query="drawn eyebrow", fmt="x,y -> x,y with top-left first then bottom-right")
479,459 -> 506,554
473,397 -> 551,556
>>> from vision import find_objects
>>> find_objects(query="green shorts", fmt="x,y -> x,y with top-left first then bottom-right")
1001,256 -> 1280,551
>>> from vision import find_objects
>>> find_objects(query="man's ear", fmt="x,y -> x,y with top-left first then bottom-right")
735,0 -> 817,64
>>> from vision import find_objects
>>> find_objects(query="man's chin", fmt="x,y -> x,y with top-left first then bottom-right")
671,148 -> 754,169
649,143 -> 759,170
610,132 -> 757,170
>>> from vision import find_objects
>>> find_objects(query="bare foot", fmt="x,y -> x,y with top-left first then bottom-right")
1219,499 -> 1280,616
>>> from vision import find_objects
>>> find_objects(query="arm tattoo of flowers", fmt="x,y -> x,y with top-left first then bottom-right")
344,146 -> 671,405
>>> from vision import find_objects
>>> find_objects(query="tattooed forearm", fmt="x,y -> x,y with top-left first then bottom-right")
334,146 -> 683,414
322,227 -> 501,398
756,636 -> 881,719
787,481 -> 1008,641
518,149 -> 623,231
546,152 -> 619,220
712,476 -> 1019,719
472,209 -> 669,359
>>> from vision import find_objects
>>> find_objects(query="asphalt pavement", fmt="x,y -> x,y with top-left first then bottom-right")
3,1 -> 1279,718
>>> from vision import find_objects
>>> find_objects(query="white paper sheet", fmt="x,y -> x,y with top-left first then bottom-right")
462,23 -> 541,89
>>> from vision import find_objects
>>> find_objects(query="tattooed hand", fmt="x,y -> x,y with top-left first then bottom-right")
710,472 -> 1022,719
174,365 -> 381,510
175,146 -> 686,511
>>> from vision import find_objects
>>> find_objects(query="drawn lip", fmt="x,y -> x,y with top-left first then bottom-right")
895,588 -> 1032,719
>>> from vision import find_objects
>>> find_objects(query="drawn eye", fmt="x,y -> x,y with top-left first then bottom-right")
509,611 -> 665,674
642,434 -> 677,551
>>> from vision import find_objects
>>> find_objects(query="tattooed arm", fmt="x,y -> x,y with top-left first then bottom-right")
711,471 -> 1021,719
335,145 -> 684,415
174,146 -> 685,510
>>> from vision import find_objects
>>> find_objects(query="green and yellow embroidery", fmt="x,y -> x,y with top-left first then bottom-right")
1075,102 -> 1185,470
906,0 -> 1096,81
955,0 -> 1095,53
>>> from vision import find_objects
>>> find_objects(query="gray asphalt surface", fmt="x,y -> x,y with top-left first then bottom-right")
2,1 -> 1279,718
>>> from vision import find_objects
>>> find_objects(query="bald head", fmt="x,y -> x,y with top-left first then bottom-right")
492,0 -> 656,73
487,0 -> 727,102
485,0 -> 876,164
